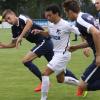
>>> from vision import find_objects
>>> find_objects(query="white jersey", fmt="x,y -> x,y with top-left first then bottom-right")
48,18 -> 80,52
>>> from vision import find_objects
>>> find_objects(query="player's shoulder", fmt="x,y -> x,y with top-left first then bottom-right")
77,12 -> 95,24
60,18 -> 69,25
19,14 -> 29,19
19,14 -> 31,23
59,18 -> 71,28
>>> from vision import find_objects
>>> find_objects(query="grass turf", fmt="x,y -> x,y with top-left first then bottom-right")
0,28 -> 99,100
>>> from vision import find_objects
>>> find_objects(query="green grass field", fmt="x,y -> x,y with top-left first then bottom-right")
0,28 -> 99,100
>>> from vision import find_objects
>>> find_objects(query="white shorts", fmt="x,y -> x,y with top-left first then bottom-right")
47,51 -> 71,75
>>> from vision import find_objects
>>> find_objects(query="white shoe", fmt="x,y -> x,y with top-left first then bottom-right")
41,96 -> 47,100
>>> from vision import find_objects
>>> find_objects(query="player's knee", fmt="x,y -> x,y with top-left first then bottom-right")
22,58 -> 29,64
22,58 -> 31,67
57,79 -> 64,83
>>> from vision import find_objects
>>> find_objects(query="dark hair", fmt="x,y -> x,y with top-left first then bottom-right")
45,4 -> 61,16
62,0 -> 80,13
2,9 -> 15,19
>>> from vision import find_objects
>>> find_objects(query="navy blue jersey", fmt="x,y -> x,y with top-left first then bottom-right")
11,15 -> 49,44
76,12 -> 100,55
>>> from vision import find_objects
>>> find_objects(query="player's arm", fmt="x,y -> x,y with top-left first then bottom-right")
68,40 -> 89,52
31,29 -> 49,37
89,26 -> 100,66
81,36 -> 91,57
19,19 -> 33,39
0,39 -> 16,48
16,18 -> 33,48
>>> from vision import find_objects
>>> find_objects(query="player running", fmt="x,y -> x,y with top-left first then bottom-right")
31,4 -> 80,100
63,0 -> 100,96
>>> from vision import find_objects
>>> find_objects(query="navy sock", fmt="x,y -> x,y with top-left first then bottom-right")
65,69 -> 78,79
87,80 -> 100,91
24,61 -> 42,81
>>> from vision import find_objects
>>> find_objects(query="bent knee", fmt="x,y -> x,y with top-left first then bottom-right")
57,79 -> 64,83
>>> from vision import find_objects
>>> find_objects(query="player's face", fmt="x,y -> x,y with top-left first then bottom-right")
4,14 -> 17,25
45,11 -> 57,23
65,10 -> 76,21
95,0 -> 100,11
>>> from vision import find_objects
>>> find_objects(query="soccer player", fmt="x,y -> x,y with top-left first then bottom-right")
1,9 -> 54,92
95,0 -> 100,23
31,4 -> 80,100
1,9 -> 79,93
63,0 -> 100,96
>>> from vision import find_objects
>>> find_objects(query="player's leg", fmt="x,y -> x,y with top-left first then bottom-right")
65,69 -> 78,79
87,66 -> 100,91
41,67 -> 54,100
64,69 -> 79,86
22,51 -> 42,81
56,71 -> 65,83
41,52 -> 62,100
76,60 -> 98,96
63,52 -> 79,86
23,43 -> 48,92
35,39 -> 53,93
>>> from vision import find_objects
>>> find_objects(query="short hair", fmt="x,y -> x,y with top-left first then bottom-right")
62,0 -> 80,13
45,4 -> 61,16
2,9 -> 15,19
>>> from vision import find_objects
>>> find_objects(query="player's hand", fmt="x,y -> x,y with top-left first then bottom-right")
31,29 -> 43,35
83,47 -> 91,57
96,55 -> 100,67
16,36 -> 22,49
0,45 -> 3,48
67,46 -> 77,52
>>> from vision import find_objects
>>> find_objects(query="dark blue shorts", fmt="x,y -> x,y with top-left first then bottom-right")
81,59 -> 100,84
31,39 -> 54,62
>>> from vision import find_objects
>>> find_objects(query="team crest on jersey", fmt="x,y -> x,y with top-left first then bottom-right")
56,29 -> 61,34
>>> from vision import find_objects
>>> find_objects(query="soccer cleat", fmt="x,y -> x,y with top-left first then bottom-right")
34,83 -> 42,92
76,87 -> 84,96
76,87 -> 88,97
82,91 -> 88,97
41,96 -> 47,100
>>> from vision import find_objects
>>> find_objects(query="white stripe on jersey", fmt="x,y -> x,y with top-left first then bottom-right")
77,12 -> 93,33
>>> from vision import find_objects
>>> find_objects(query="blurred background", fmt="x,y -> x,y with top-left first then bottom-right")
0,0 -> 98,19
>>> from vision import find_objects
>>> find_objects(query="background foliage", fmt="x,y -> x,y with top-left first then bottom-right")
0,0 -> 97,18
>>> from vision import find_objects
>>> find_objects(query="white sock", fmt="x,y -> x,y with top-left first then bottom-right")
64,76 -> 79,86
41,76 -> 49,100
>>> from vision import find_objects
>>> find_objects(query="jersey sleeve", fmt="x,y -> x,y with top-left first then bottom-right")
77,14 -> 94,33
65,21 -> 80,35
19,15 -> 29,24
69,25 -> 80,35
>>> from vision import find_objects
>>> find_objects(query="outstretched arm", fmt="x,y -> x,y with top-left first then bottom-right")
31,29 -> 49,37
68,41 -> 89,52
90,26 -> 100,66
0,39 -> 16,49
